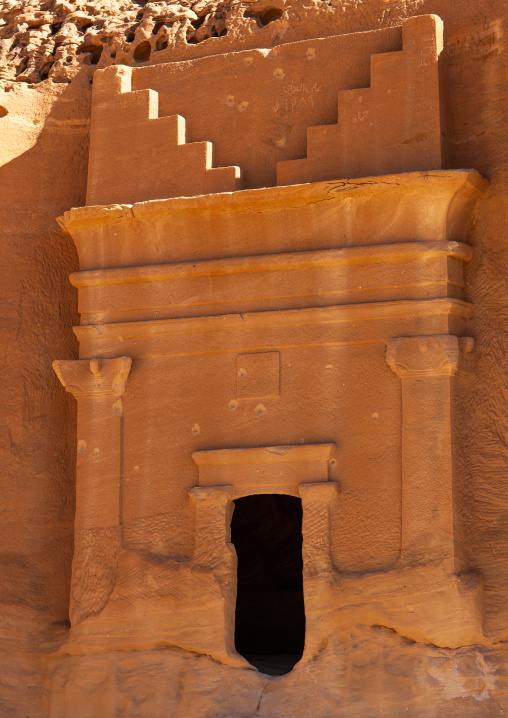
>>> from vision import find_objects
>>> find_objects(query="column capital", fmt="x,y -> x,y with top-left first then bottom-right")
53,357 -> 132,398
299,481 -> 339,502
188,486 -> 234,506
386,335 -> 473,379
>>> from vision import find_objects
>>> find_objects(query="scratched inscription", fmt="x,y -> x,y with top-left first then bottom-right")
273,80 -> 322,113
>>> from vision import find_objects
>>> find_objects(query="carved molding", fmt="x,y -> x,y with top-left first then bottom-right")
53,356 -> 132,398
70,240 -> 473,326
386,335 -> 474,379
192,444 -> 335,497
193,444 -> 334,467
73,300 -> 473,360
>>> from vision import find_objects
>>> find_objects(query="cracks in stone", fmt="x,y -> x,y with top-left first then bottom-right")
254,676 -> 270,714
326,178 -> 404,194
291,194 -> 338,208
367,622 -> 503,654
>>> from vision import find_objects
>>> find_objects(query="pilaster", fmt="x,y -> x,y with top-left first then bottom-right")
53,357 -> 132,531
53,357 -> 132,624
386,335 -> 473,567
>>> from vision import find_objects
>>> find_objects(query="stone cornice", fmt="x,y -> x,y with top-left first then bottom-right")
59,170 -> 488,271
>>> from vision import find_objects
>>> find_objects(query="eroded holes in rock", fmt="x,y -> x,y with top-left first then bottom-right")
191,15 -> 206,30
39,62 -> 53,80
0,107 -> 8,118
152,21 -> 165,35
15,57 -> 28,76
260,7 -> 283,24
231,494 -> 305,676
133,41 -> 151,63
156,36 -> 168,52
247,6 -> 284,26
78,42 -> 103,65
125,30 -> 135,43
187,28 -> 220,44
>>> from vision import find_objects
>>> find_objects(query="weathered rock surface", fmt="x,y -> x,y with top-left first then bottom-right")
45,628 -> 508,717
0,0 -> 502,86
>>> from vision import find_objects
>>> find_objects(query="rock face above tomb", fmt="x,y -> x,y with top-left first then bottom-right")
0,0 -> 496,86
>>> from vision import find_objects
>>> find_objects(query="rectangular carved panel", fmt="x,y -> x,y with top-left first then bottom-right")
236,352 -> 280,399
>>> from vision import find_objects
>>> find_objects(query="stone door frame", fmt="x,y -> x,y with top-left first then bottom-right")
190,444 -> 338,665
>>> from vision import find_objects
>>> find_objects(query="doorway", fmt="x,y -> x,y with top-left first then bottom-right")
231,494 -> 305,676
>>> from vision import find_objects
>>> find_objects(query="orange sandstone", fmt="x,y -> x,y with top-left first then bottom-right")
1,1 -> 508,716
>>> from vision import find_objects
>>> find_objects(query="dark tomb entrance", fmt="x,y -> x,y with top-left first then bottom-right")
231,494 -> 305,676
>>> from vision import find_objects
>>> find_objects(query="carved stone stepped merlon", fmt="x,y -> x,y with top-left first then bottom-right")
277,14 -> 444,186
86,65 -> 243,207
52,357 -> 132,624
386,335 -> 473,570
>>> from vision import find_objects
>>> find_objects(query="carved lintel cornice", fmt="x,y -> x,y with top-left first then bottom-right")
386,335 -> 474,379
52,357 -> 132,398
